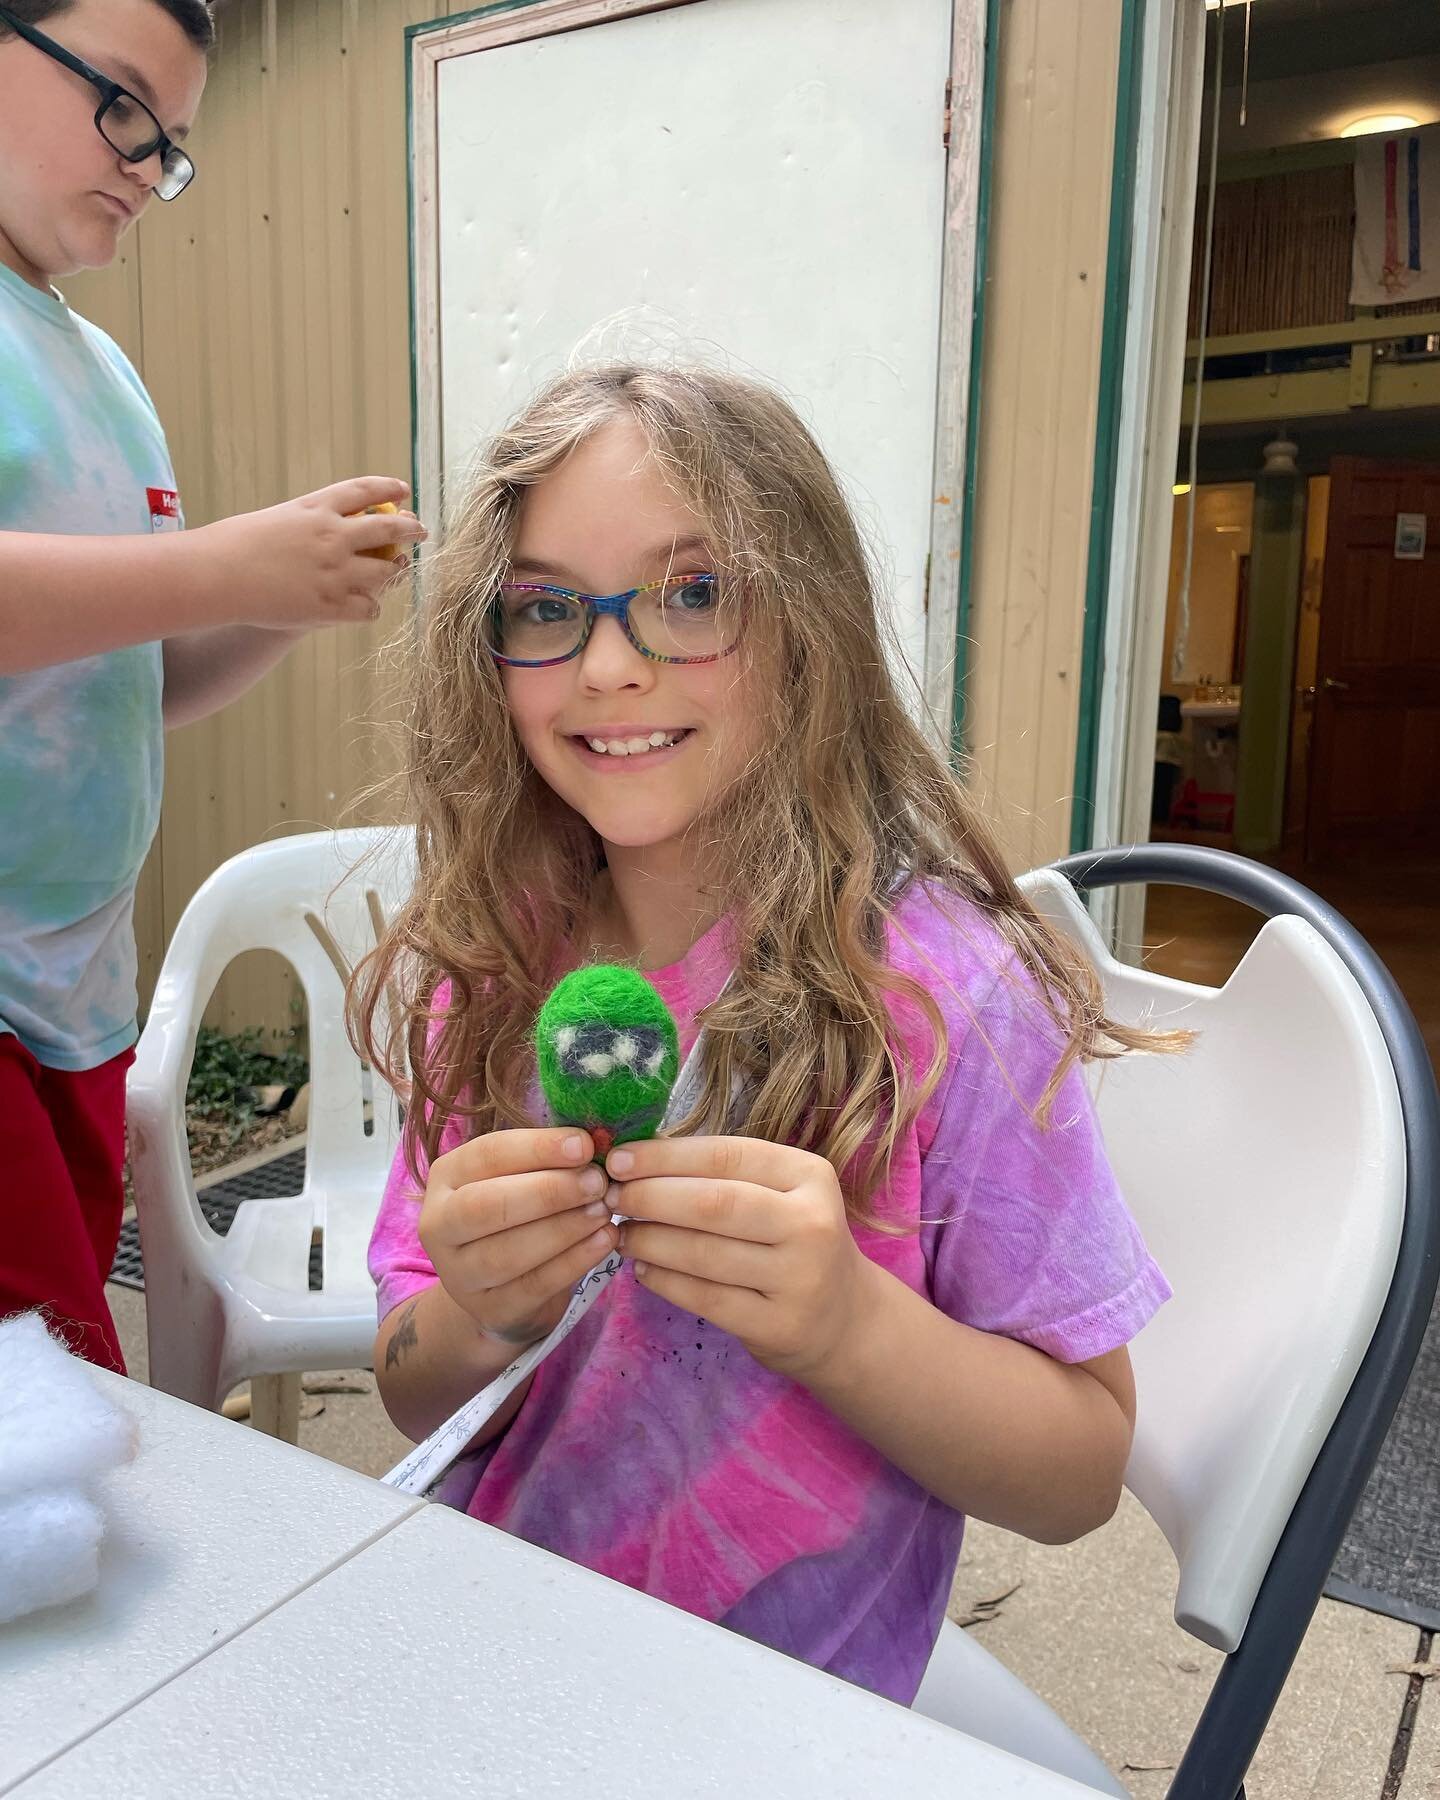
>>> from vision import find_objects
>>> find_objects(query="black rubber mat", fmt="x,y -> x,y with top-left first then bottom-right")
1326,1289 -> 1440,1632
111,1147 -> 319,1291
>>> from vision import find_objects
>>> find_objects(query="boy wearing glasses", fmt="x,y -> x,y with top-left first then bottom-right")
0,0 -> 424,1371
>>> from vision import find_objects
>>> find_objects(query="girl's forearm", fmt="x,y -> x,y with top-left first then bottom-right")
801,1260 -> 1135,1543
374,1281 -> 533,1448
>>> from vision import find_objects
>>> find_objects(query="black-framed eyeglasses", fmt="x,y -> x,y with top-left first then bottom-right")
0,5 -> 195,200
487,573 -> 740,668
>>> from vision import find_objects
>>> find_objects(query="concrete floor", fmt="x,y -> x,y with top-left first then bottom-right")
107,1273 -> 1440,1799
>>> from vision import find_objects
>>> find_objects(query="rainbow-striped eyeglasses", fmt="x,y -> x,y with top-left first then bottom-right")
486,573 -> 738,668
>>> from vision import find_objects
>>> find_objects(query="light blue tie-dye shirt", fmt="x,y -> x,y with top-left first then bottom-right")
0,260 -> 177,1071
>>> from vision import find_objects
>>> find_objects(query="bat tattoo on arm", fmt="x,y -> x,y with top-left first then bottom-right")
384,1297 -> 421,1370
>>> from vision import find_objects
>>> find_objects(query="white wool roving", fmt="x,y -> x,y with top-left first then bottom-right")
0,1489 -> 106,1623
0,1312 -> 136,1626
0,1312 -> 135,1498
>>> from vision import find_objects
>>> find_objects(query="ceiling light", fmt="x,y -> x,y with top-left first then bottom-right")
1173,483 -> 1192,496
1340,113 -> 1420,139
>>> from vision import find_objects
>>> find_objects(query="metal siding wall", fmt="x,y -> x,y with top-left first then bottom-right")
963,0 -> 1122,868
65,0 -> 450,1034
63,0 -> 1117,1018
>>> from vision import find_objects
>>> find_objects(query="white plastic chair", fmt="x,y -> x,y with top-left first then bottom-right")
127,827 -> 416,1431
914,845 -> 1439,1800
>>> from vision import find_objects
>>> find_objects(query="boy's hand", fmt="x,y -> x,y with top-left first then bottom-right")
193,477 -> 426,629
609,1138 -> 872,1383
419,1128 -> 619,1350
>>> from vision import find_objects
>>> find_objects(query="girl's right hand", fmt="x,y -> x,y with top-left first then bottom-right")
418,1128 -> 618,1350
191,477 -> 426,630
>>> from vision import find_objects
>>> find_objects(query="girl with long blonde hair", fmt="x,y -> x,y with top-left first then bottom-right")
352,363 -> 1169,1704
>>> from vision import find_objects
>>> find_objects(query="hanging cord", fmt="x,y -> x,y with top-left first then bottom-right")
1172,0 -> 1228,682
1240,0 -> 1252,127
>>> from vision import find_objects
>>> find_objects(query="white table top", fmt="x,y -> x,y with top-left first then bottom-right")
5,1379 -> 1096,1799
0,1372 -> 423,1791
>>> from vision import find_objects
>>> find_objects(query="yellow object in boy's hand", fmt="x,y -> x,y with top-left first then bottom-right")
353,500 -> 402,561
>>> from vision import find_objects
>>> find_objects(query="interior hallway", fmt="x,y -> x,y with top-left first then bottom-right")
1142,854 -> 1440,1075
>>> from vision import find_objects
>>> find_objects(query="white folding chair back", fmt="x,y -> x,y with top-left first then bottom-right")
915,868 -> 1406,1793
1025,869 -> 1404,1650
128,827 -> 416,1410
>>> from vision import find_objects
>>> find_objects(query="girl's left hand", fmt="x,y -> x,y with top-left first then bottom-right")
607,1137 -> 873,1384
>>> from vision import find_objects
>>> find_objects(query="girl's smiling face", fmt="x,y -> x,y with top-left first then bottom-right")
501,418 -> 766,857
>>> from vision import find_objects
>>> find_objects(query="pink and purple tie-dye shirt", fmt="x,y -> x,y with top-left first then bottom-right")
369,882 -> 1169,1705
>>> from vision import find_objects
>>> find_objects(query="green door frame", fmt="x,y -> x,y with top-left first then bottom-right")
949,0 -> 1004,760
1069,0 -> 1147,852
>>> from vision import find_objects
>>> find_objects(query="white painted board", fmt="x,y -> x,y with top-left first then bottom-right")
427,0 -> 955,687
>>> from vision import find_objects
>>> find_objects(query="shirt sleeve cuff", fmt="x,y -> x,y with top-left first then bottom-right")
1010,1259 -> 1173,1364
376,1268 -> 440,1327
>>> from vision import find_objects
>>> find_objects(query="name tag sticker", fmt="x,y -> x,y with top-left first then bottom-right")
147,487 -> 182,533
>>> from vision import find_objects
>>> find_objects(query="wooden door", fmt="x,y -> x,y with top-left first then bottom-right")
1306,457 -> 1440,861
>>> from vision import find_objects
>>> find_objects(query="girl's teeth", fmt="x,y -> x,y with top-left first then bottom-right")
584,733 -> 681,757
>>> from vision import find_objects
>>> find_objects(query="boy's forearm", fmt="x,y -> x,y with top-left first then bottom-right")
802,1261 -> 1135,1543
0,529 -> 223,674
375,1280 -> 533,1448
162,625 -> 304,729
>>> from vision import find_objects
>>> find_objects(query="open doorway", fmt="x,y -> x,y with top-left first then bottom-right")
1136,0 -> 1440,1069
1153,479 -> 1253,841
1151,470 -> 1338,850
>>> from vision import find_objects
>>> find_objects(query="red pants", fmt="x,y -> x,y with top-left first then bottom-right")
0,1034 -> 130,1372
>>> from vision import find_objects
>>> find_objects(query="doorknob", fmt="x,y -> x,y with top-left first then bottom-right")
1322,677 -> 1351,692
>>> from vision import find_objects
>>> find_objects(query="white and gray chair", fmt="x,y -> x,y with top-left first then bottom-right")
914,844 -> 1440,1800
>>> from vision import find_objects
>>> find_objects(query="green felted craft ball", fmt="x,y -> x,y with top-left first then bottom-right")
535,965 -> 680,1156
